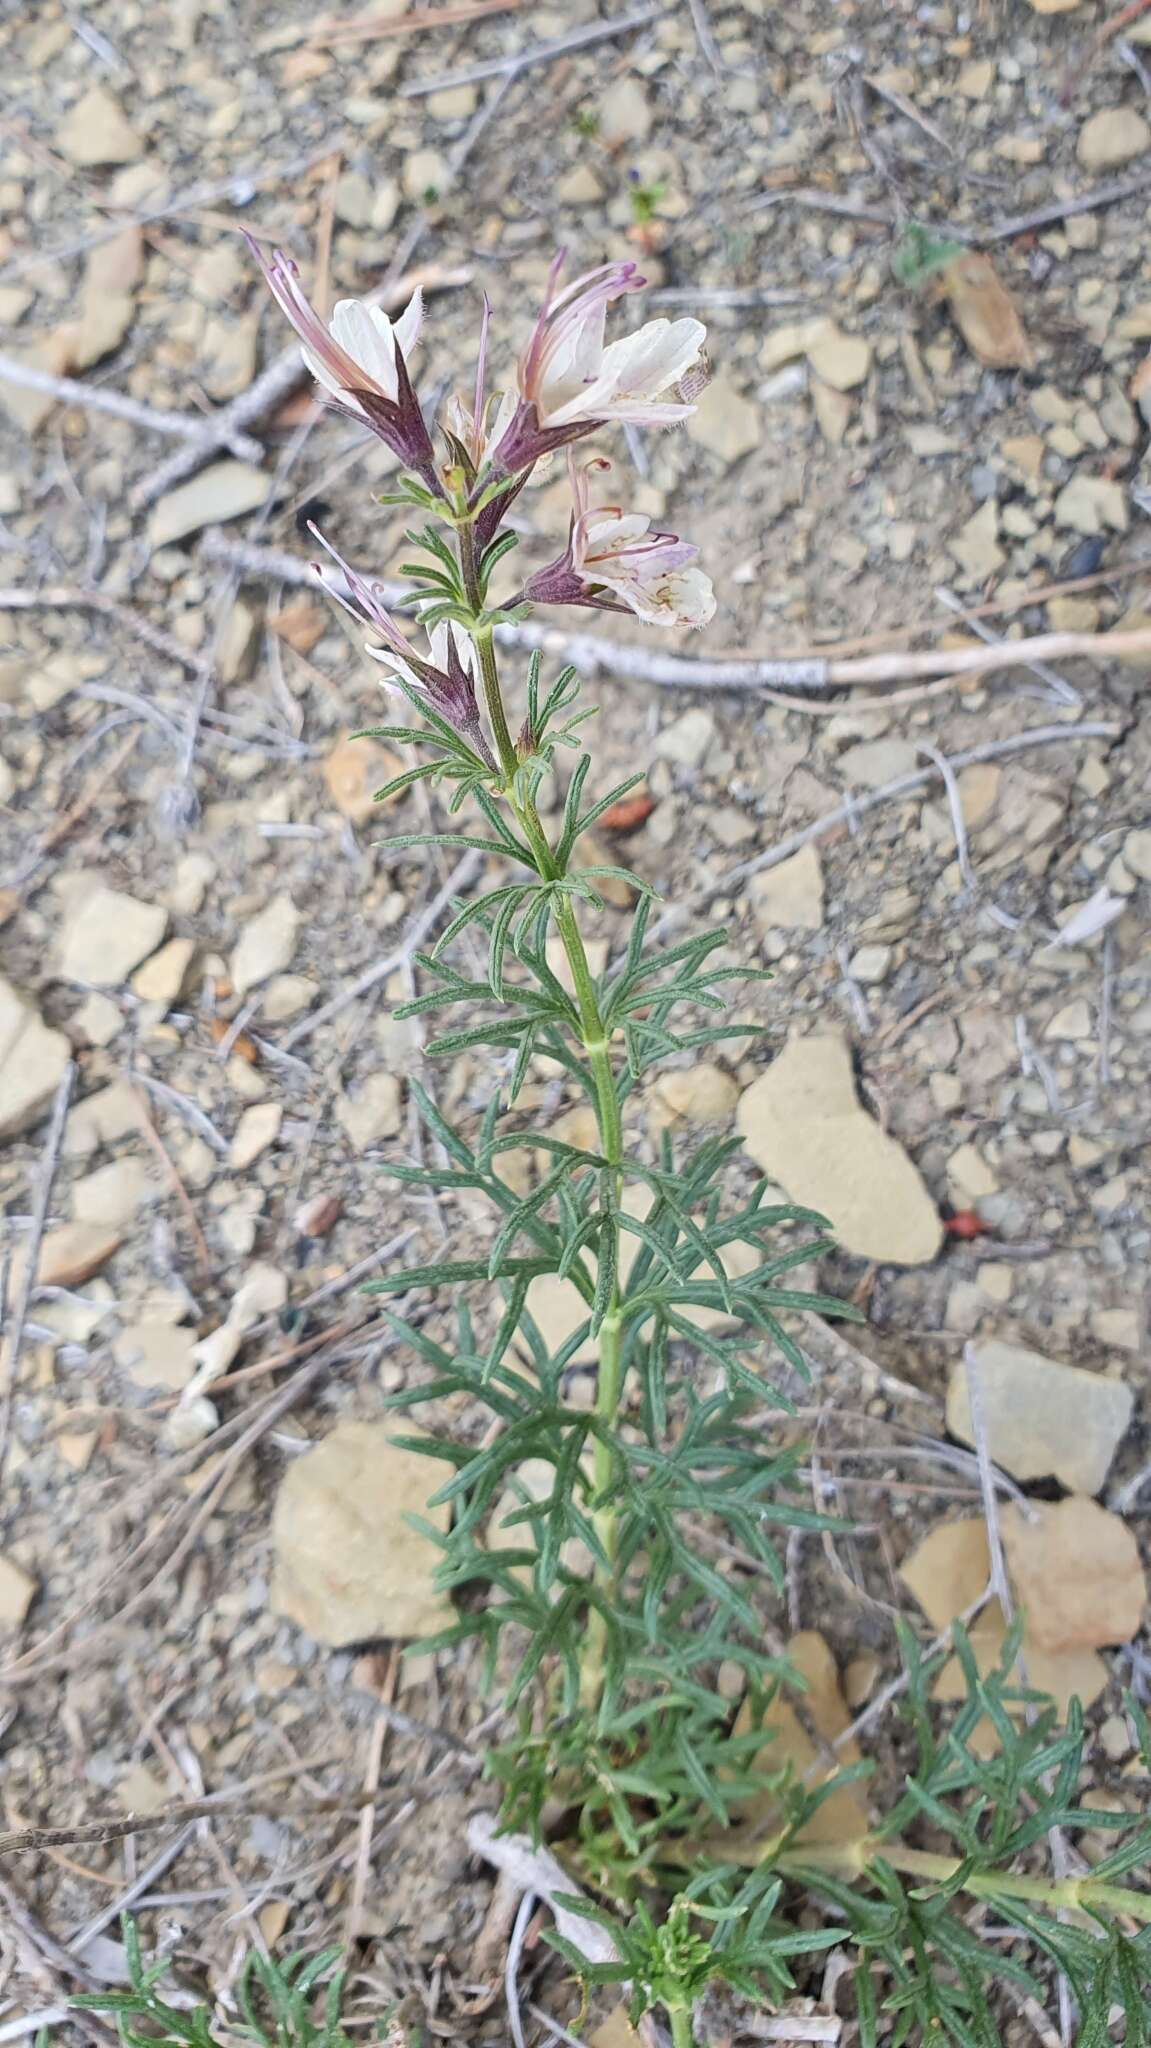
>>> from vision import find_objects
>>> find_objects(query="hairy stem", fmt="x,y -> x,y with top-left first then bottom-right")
786,1839 -> 1151,1925
459,519 -> 625,1712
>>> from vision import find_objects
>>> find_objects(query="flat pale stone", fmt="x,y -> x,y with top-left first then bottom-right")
686,376 -> 761,464
0,976 -> 71,1139
947,1338 -> 1133,1493
231,894 -> 299,996
806,325 -> 871,391
9,1222 -> 122,1293
748,844 -> 824,931
56,85 -> 142,166
336,1072 -> 401,1151
271,1421 -> 452,1647
0,1555 -> 38,1629
1001,1498 -> 1146,1652
1078,106 -> 1151,170
737,1031 -> 943,1266
72,1158 -> 155,1229
130,937 -> 196,1005
230,1101 -> 283,1169
58,888 -> 168,987
114,1320 -> 198,1391
650,1063 -> 739,1127
148,461 -> 271,548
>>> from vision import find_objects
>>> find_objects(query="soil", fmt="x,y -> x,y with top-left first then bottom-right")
1,0 -> 1149,2042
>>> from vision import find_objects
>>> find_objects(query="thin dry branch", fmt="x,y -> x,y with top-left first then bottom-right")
397,3 -> 668,95
0,355 -> 263,461
0,1062 -> 76,1492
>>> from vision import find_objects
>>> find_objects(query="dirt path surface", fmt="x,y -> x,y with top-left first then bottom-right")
1,0 -> 1149,2040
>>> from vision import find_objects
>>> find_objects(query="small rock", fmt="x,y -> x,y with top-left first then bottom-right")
114,1320 -> 198,1391
1078,106 -> 1151,171
651,1063 -> 739,1127
0,976 -> 72,1139
748,845 -> 824,931
323,736 -> 401,824
1002,1497 -> 1146,1652
838,737 -> 919,786
848,943 -> 892,985
654,707 -> 715,768
271,1421 -> 452,1646
59,888 -> 168,988
947,1141 -> 999,1201
686,376 -> 761,464
1123,828 -> 1151,880
72,1158 -> 154,1229
806,325 -> 871,392
9,1222 -> 121,1293
0,1556 -> 38,1629
557,164 -> 604,205
599,76 -> 652,144
230,1101 -> 283,1170
950,498 -> 1005,580
130,937 -> 196,1006
810,376 -> 853,446
148,461 -> 271,548
401,147 -> 448,202
57,85 -> 142,166
336,1072 -> 401,1151
1044,997 -> 1092,1040
946,1338 -> 1133,1493
1053,474 -> 1128,537
0,334 -> 74,435
169,852 -> 215,916
736,1031 -> 943,1266
232,895 -> 300,996
71,992 -> 123,1046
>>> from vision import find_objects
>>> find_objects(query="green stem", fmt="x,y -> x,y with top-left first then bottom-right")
457,533 -> 625,1712
785,1839 -> 1151,1925
668,2006 -> 695,2048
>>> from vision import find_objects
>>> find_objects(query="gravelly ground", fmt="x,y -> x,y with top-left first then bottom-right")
1,0 -> 1150,2039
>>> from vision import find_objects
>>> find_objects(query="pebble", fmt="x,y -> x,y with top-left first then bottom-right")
0,976 -> 72,1140
838,737 -> 919,786
72,1158 -> 155,1229
232,894 -> 300,996
650,1063 -> 740,1127
1044,997 -> 1092,1040
654,707 -> 716,768
230,1102 -> 283,1170
947,1141 -> 999,1200
1052,474 -> 1128,537
599,76 -> 652,145
9,1222 -> 122,1293
114,1320 -> 198,1391
1002,1497 -> 1146,1652
0,1556 -> 38,1629
130,937 -> 195,1006
271,1421 -> 453,1647
1077,106 -> 1151,170
686,376 -> 761,464
848,943 -> 892,985
806,325 -> 871,392
736,1031 -> 943,1266
1123,828 -> 1151,880
950,498 -> 1005,580
336,1072 -> 402,1151
946,1338 -> 1133,1493
323,736 -> 400,824
56,85 -> 142,166
148,461 -> 272,548
401,148 -> 448,202
58,888 -> 168,988
748,844 -> 824,931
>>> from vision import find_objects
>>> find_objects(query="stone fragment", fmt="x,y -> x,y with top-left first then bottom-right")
599,76 -> 652,144
230,1102 -> 282,1170
805,325 -> 871,391
271,1421 -> 452,1646
950,498 -> 1005,580
946,1339 -> 1133,1494
130,937 -> 196,1005
1052,474 -> 1128,536
686,376 -> 761,463
336,1073 -> 401,1151
71,1158 -> 154,1228
58,889 -> 168,987
323,737 -> 401,824
654,708 -> 715,767
9,1223 -> 121,1293
737,1032 -> 943,1265
748,845 -> 824,931
148,461 -> 271,548
0,977 -> 71,1139
57,85 -> 142,166
114,1320 -> 198,1391
1078,106 -> 1151,170
731,1630 -> 868,1852
0,1556 -> 38,1629
231,895 -> 300,996
1001,1498 -> 1146,1652
650,1063 -> 739,1128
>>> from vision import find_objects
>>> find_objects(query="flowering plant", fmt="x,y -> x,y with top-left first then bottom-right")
250,242 -> 1151,2047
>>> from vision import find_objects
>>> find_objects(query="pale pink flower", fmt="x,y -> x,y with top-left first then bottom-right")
247,239 -> 436,482
522,459 -> 715,629
492,256 -> 708,475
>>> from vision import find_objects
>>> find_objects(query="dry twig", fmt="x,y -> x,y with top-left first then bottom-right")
0,1062 -> 76,1493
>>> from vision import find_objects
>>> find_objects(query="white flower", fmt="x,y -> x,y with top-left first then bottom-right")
519,258 -> 707,430
573,509 -> 716,628
303,293 -> 424,415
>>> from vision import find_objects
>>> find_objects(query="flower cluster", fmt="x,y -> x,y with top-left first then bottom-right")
249,239 -> 714,754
